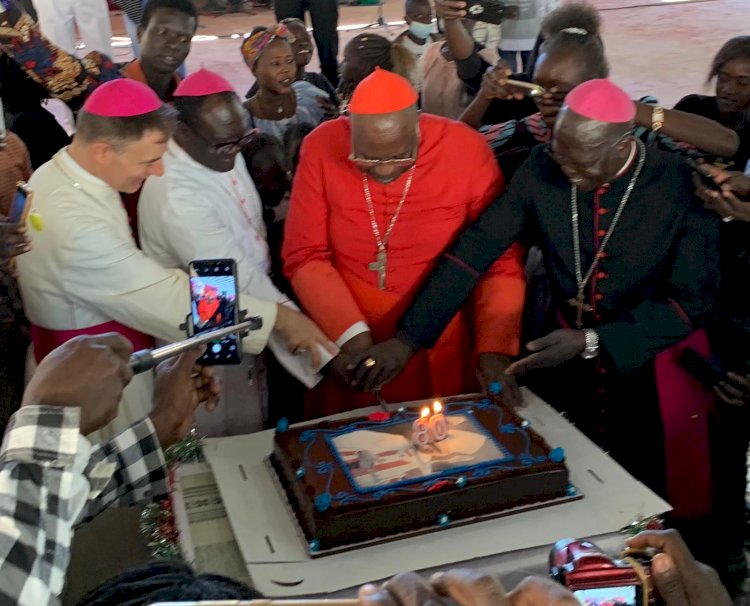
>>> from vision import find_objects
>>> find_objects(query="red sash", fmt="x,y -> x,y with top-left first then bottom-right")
31,321 -> 155,363
654,329 -> 714,519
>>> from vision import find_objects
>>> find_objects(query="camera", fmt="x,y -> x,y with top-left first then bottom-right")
550,538 -> 655,605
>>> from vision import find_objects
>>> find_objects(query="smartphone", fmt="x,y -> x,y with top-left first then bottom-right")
9,182 -> 33,224
503,79 -> 547,98
465,0 -> 518,25
188,259 -> 242,366
686,158 -> 722,192
573,585 -> 640,605
680,347 -> 726,389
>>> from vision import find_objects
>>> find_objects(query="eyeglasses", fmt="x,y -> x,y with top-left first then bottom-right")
182,121 -> 259,155
348,132 -> 421,170
347,155 -> 417,170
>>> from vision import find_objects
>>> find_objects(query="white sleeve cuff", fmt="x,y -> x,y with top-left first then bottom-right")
336,322 -> 370,348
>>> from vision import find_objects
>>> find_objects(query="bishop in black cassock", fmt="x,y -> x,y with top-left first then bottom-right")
352,80 -> 727,579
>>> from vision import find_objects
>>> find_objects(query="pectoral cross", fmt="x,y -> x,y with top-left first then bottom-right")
368,248 -> 387,290
568,291 -> 593,329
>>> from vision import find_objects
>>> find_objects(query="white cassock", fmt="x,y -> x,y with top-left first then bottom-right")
16,149 -> 278,443
139,140 -> 325,436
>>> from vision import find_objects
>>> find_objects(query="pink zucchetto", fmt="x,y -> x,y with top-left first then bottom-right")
563,79 -> 636,124
82,79 -> 163,117
174,68 -> 235,97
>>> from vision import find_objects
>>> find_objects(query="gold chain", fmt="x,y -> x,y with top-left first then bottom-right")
362,166 -> 415,255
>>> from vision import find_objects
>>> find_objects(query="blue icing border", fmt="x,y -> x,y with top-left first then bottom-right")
298,400 -> 552,505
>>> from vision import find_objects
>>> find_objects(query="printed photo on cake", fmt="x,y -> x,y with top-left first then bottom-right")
330,414 -> 511,490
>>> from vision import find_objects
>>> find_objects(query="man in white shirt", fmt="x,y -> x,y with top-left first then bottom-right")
139,69 -> 329,434
16,78 -> 334,442
32,0 -> 113,58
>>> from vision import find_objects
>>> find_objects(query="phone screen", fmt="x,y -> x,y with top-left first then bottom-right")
9,186 -> 29,224
573,585 -> 638,605
189,259 -> 241,365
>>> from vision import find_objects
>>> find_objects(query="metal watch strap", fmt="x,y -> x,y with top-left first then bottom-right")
651,106 -> 665,132
581,328 -> 599,359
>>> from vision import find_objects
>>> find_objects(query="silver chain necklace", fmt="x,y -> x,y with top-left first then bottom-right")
363,166 -> 415,290
568,138 -> 646,328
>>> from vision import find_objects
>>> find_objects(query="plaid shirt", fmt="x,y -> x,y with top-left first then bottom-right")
0,406 -> 168,606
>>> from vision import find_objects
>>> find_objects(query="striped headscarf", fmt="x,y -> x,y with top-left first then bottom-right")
241,24 -> 294,69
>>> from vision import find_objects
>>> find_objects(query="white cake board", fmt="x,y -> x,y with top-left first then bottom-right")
201,389 -> 670,597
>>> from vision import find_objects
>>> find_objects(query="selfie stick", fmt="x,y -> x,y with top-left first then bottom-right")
128,317 -> 262,375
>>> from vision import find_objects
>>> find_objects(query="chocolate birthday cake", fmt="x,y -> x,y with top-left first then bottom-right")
271,396 -> 571,553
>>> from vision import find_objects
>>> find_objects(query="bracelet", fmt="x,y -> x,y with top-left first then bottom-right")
651,106 -> 665,132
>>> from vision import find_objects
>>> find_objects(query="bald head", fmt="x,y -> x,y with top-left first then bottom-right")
350,105 -> 419,184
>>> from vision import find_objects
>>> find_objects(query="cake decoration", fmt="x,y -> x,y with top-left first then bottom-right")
456,475 -> 467,488
437,513 -> 451,527
368,411 -> 391,422
489,381 -> 502,395
309,539 -> 321,552
549,447 -> 566,463
314,493 -> 332,512
295,467 -> 305,479
276,417 -> 290,433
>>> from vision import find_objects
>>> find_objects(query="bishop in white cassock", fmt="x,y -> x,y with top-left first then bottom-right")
16,80 -> 281,443
138,69 -> 328,435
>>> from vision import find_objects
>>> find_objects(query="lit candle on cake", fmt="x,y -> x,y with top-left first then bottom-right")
412,406 -> 432,446
429,400 -> 448,441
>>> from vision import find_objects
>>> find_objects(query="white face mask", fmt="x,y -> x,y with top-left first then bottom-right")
409,21 -> 434,40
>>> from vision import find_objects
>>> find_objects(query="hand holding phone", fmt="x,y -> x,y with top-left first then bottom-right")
686,158 -> 722,192
1,183 -> 33,276
679,347 -> 726,388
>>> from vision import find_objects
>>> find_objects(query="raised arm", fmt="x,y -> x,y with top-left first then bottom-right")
0,3 -> 120,106
635,101 -> 739,159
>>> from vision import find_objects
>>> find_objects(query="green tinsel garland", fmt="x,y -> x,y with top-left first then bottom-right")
620,515 -> 664,537
140,432 -> 204,560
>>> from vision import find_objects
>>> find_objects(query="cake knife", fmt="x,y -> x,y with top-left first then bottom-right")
374,389 -> 390,413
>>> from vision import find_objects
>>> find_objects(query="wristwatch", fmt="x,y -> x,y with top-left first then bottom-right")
651,106 -> 665,132
580,329 -> 599,359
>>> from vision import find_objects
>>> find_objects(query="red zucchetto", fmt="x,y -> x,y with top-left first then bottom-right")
348,67 -> 419,115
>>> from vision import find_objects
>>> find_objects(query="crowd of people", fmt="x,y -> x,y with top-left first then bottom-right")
0,0 -> 749,603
